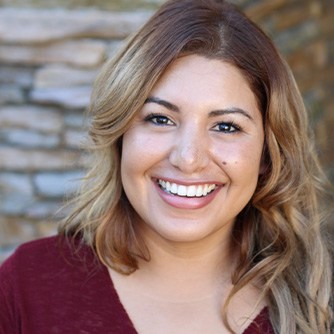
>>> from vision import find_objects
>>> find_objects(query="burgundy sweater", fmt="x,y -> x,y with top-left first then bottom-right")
0,236 -> 275,334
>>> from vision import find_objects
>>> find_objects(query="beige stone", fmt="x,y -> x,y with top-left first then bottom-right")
26,201 -> 63,220
106,40 -> 125,58
30,86 -> 92,109
0,85 -> 24,104
0,106 -> 63,133
35,220 -> 59,238
0,8 -> 152,44
0,147 -> 84,171
0,66 -> 34,87
64,129 -> 88,149
35,64 -> 98,88
0,217 -> 37,248
0,40 -> 106,67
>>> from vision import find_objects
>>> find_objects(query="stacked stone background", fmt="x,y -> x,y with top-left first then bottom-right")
0,0 -> 333,262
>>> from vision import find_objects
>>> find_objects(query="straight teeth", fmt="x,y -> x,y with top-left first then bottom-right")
158,179 -> 217,197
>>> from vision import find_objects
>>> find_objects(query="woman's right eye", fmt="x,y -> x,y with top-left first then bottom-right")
144,114 -> 174,126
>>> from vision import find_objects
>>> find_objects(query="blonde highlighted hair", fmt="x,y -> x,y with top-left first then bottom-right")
60,0 -> 333,332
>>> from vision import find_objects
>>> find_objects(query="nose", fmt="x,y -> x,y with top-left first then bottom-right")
168,126 -> 210,173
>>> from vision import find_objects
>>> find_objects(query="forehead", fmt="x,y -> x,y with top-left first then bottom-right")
148,55 -> 260,118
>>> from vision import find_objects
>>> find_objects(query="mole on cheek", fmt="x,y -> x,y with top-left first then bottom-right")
222,161 -> 227,165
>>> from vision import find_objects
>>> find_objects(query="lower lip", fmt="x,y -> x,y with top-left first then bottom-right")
155,182 -> 221,210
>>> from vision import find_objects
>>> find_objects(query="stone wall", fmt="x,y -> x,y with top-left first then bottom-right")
0,0 -> 333,262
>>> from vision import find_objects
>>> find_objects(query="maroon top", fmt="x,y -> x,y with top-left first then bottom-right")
0,236 -> 275,334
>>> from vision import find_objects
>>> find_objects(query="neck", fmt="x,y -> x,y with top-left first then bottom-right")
128,226 -> 236,302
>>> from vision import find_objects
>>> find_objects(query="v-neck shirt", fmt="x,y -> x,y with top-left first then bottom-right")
0,236 -> 275,334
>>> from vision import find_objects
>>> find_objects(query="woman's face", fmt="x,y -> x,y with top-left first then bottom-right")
121,55 -> 264,245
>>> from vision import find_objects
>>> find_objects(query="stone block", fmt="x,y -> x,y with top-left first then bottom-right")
64,129 -> 88,149
0,85 -> 25,104
0,217 -> 37,248
35,220 -> 58,239
26,201 -> 63,220
64,112 -> 86,128
0,177 -> 33,222
0,129 -> 60,148
0,193 -> 34,216
106,40 -> 125,58
0,147 -> 84,171
0,105 -> 63,133
34,64 -> 98,88
30,86 -> 92,109
0,172 -> 33,195
0,8 -> 152,44
0,40 -> 106,67
34,171 -> 84,198
0,66 -> 34,88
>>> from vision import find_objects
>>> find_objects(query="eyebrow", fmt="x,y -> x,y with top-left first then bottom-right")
145,97 -> 179,112
209,108 -> 253,121
144,96 -> 254,121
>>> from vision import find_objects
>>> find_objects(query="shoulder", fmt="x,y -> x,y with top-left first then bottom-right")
2,235 -> 59,266
0,236 -> 103,317
0,235 -> 99,287
0,236 -> 60,277
0,236 -> 79,333
0,236 -> 136,333
5,234 -> 81,260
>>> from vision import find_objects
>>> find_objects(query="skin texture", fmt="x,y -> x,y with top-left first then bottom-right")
113,55 -> 266,333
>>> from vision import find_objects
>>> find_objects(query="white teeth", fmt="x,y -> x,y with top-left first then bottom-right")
196,185 -> 203,197
178,185 -> 187,196
170,183 -> 178,194
186,185 -> 197,197
158,179 -> 217,197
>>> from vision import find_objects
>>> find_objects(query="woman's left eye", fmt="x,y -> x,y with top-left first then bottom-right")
144,114 -> 174,126
212,122 -> 240,133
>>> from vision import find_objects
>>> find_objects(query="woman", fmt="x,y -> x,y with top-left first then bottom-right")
0,0 -> 332,333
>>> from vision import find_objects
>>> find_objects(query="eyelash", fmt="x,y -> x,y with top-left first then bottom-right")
144,113 -> 174,126
144,113 -> 241,133
212,121 -> 241,133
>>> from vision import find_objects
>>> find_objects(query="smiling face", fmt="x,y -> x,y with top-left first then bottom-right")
121,55 -> 264,246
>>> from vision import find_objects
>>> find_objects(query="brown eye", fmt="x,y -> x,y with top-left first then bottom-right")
213,122 -> 240,133
145,114 -> 174,126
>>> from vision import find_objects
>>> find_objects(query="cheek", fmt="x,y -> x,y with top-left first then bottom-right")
121,129 -> 169,176
215,139 -> 264,176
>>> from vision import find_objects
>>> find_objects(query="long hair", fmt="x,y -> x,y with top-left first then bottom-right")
60,0 -> 333,332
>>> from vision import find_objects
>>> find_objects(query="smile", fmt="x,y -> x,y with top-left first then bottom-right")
157,179 -> 217,198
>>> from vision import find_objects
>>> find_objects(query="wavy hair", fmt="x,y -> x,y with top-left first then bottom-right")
60,0 -> 333,332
